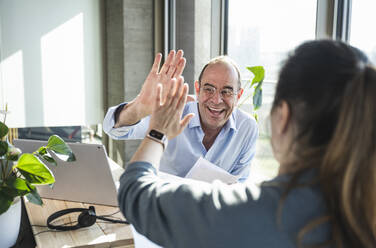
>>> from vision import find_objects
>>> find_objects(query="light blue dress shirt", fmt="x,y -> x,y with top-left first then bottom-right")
103,101 -> 258,182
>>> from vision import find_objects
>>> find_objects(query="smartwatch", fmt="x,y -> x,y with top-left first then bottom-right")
146,129 -> 168,149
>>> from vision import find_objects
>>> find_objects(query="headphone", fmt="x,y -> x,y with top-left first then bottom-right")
47,206 -> 129,231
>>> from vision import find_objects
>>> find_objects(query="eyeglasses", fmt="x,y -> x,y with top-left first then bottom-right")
201,85 -> 238,99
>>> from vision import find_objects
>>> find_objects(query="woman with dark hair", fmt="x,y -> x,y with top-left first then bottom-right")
117,40 -> 376,247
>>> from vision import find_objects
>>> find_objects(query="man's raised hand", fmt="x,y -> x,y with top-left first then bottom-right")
136,50 -> 186,118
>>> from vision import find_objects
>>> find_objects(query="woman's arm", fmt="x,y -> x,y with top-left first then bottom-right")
129,76 -> 194,169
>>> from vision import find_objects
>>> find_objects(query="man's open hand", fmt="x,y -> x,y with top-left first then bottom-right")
136,50 -> 186,117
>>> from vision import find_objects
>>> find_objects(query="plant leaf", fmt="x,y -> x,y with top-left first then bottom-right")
42,154 -> 57,166
0,122 -> 8,139
253,86 -> 263,110
37,146 -> 47,156
15,154 -> 55,185
246,66 -> 265,87
46,135 -> 76,162
4,176 -> 31,196
0,189 -> 14,215
25,188 -> 43,206
0,141 -> 8,157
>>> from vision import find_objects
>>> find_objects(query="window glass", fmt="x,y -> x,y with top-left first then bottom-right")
349,0 -> 376,64
227,0 -> 317,182
228,0 -> 317,82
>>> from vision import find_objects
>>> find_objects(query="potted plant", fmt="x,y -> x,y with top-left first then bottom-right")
0,109 -> 76,247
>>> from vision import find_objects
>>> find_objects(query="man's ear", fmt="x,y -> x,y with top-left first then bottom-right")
236,88 -> 244,100
194,81 -> 200,96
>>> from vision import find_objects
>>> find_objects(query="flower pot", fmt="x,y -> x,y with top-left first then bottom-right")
0,197 -> 22,248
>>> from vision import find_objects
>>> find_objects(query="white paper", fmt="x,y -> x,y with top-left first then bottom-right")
185,157 -> 240,184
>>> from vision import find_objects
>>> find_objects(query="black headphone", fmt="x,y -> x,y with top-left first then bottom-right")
47,206 -> 129,231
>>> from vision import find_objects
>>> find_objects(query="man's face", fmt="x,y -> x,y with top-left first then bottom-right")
195,62 -> 243,131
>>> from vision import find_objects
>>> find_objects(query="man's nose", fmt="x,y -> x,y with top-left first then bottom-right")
211,90 -> 223,104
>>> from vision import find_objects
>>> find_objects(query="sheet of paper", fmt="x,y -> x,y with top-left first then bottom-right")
185,157 -> 240,184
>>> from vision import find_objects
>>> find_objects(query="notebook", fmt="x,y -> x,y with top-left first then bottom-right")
13,139 -> 119,206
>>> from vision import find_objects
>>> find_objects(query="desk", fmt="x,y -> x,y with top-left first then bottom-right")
24,159 -> 134,248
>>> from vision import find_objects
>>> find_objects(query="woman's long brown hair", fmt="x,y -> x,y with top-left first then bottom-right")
273,40 -> 376,247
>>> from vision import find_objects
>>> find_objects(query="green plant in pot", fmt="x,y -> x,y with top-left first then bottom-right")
0,109 -> 76,247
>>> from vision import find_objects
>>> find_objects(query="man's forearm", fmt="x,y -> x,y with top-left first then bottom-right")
114,99 -> 148,128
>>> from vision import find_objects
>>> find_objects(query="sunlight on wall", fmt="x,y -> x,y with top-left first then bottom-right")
41,13 -> 86,126
0,50 -> 26,126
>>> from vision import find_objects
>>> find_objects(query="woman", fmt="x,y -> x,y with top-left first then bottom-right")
117,40 -> 376,247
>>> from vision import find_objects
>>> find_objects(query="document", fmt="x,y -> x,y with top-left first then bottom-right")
185,157 -> 240,184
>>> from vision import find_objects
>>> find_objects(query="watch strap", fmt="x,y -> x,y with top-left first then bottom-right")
146,129 -> 168,149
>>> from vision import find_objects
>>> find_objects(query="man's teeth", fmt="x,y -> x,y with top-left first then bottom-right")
208,107 -> 223,112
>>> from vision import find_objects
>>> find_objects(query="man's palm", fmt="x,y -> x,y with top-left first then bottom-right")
137,50 -> 186,116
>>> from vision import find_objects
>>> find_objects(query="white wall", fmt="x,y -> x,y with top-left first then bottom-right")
0,0 -> 103,128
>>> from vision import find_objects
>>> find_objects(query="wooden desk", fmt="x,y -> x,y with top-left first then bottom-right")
24,159 -> 134,248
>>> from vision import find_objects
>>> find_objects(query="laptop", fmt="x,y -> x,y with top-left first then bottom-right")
13,139 -> 119,207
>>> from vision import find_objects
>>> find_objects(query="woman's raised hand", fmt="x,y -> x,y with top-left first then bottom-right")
149,76 -> 194,140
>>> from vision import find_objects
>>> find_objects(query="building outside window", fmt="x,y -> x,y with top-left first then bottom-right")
349,0 -> 376,64
227,0 -> 317,182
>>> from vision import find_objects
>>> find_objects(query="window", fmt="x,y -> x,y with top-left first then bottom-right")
227,0 -> 317,183
349,0 -> 376,64
227,0 -> 317,82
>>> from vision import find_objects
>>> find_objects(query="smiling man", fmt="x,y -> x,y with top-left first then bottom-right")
103,51 -> 258,182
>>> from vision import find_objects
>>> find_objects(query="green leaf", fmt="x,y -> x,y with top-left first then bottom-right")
4,176 -> 31,196
6,145 -> 21,161
25,188 -> 43,206
246,66 -> 265,87
46,135 -> 76,162
37,146 -> 47,156
0,122 -> 8,139
253,87 -> 263,110
0,189 -> 14,215
42,154 -> 57,166
5,177 -> 30,195
15,154 -> 55,185
0,141 -> 8,157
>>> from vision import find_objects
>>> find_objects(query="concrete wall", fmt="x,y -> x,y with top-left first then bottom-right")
176,0 -> 212,92
105,0 -> 153,167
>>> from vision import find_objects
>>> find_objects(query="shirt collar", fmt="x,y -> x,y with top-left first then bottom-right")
187,102 -> 238,132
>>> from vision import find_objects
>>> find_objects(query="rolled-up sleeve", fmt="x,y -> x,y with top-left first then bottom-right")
103,103 -> 150,140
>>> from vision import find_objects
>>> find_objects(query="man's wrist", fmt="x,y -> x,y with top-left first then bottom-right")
114,100 -> 144,128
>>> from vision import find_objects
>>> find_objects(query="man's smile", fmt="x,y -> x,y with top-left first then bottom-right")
206,105 -> 226,117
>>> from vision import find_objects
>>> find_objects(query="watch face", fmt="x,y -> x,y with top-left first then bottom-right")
149,129 -> 164,140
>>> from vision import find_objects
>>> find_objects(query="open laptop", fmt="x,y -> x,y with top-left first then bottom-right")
13,139 -> 119,207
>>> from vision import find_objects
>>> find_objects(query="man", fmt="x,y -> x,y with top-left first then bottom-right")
103,50 -> 258,182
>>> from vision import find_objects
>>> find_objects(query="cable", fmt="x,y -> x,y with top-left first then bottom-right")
34,229 -> 65,236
